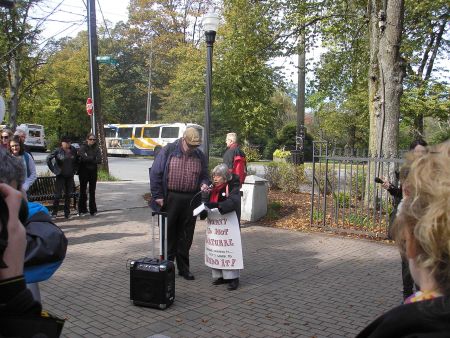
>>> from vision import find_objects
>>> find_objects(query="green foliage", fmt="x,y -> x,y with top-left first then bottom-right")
241,145 -> 261,163
207,157 -> 223,175
97,169 -> 119,182
345,213 -> 376,229
334,192 -> 351,208
273,148 -> 291,159
266,201 -> 282,220
264,162 -> 306,193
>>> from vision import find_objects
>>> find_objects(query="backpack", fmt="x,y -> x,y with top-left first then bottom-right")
233,154 -> 247,185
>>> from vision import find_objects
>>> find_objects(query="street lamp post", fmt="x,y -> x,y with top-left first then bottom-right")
202,12 -> 219,165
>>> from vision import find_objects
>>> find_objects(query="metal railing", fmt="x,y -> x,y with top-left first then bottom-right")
310,141 -> 403,238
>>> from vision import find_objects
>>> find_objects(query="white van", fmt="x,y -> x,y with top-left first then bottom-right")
17,123 -> 47,152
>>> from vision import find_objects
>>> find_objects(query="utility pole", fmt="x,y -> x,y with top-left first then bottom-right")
87,0 -> 109,171
294,30 -> 306,164
145,39 -> 153,124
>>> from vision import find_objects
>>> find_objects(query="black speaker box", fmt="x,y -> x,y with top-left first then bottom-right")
130,258 -> 175,310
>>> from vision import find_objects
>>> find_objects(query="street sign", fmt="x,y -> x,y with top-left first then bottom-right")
86,97 -> 93,116
96,55 -> 118,65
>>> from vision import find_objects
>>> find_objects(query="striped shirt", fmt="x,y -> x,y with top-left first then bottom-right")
167,152 -> 202,192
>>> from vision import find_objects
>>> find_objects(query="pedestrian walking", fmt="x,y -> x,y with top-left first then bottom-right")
46,136 -> 78,219
223,132 -> 247,185
150,127 -> 209,280
77,133 -> 101,216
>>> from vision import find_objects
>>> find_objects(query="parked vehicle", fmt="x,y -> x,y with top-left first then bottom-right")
17,123 -> 47,152
104,123 -> 204,156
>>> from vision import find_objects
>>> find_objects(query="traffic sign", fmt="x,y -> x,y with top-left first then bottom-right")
96,55 -> 118,65
86,97 -> 93,116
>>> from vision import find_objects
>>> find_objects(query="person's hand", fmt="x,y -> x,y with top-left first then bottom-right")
0,183 -> 26,280
200,183 -> 210,192
155,198 -> 164,207
205,202 -> 219,209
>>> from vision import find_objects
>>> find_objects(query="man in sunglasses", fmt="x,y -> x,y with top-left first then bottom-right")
77,133 -> 101,217
150,127 -> 209,280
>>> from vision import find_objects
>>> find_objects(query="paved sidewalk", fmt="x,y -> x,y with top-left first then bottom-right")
40,182 -> 402,338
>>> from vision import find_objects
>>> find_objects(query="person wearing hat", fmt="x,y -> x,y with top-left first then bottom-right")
46,136 -> 79,219
150,127 -> 209,280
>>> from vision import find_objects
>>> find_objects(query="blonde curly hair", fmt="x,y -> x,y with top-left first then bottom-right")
394,142 -> 450,296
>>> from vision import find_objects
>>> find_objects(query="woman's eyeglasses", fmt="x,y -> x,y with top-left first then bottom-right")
88,138 -> 96,141
1,136 -> 8,139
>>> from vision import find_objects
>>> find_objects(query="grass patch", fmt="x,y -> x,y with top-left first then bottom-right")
97,169 -> 119,181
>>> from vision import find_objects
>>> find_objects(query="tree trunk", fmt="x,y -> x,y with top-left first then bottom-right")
8,55 -> 20,130
367,0 -> 381,157
378,0 -> 405,158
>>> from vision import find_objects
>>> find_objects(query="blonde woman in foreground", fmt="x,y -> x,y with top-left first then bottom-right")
357,143 -> 450,337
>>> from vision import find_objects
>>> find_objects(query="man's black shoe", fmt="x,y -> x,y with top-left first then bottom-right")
179,271 -> 195,280
227,278 -> 239,291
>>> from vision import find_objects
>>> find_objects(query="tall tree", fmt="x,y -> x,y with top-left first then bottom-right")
0,0 -> 41,129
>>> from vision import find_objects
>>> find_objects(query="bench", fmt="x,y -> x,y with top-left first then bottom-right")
28,176 -> 79,211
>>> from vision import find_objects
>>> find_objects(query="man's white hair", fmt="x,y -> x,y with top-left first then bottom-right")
226,132 -> 237,143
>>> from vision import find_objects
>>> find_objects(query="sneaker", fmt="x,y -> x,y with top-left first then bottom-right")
51,214 -> 57,221
90,212 -> 97,216
77,212 -> 88,217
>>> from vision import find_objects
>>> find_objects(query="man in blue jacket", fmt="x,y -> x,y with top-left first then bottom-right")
150,127 -> 209,280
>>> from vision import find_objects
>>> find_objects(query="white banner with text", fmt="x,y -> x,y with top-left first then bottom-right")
204,210 -> 243,270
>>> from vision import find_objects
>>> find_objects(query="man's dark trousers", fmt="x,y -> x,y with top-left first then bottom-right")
166,191 -> 197,274
78,168 -> 98,214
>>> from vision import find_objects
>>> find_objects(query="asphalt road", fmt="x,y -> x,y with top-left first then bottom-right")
32,153 -> 266,182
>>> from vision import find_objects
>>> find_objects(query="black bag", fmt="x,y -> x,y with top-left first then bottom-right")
0,311 -> 65,338
25,212 -> 68,267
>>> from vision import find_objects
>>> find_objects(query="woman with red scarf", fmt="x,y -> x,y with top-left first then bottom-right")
204,163 -> 242,290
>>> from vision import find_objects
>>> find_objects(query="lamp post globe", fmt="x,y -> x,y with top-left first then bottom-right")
203,11 -> 219,164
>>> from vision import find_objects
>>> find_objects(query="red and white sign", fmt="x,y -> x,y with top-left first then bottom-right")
86,97 -> 93,116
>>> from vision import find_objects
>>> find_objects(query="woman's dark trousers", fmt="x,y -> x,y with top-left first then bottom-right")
78,169 -> 98,215
53,175 -> 74,217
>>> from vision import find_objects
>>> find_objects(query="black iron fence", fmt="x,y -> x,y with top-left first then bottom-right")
310,141 -> 403,238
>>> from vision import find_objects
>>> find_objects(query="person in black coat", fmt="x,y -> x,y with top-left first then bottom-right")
46,136 -> 78,219
77,133 -> 101,216
381,139 -> 428,299
204,163 -> 242,291
357,143 -> 450,337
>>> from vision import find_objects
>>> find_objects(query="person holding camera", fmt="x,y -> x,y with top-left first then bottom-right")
380,139 -> 428,300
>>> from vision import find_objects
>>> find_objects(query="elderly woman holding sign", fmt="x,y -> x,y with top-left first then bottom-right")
204,163 -> 243,291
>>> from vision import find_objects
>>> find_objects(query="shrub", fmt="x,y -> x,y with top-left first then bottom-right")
266,201 -> 282,220
264,162 -> 306,193
241,145 -> 261,162
333,192 -> 351,208
273,148 -> 291,160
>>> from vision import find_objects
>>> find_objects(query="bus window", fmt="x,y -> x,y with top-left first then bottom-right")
134,127 -> 142,138
104,127 -> 117,138
118,127 -> 133,139
29,130 -> 41,138
161,127 -> 179,138
143,127 -> 160,138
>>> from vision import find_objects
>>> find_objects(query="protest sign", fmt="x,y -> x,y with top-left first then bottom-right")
205,209 -> 243,270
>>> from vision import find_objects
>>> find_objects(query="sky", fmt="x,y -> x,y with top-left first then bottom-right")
31,0 -> 129,42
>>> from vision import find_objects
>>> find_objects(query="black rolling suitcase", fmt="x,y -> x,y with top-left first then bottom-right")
129,211 -> 175,309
